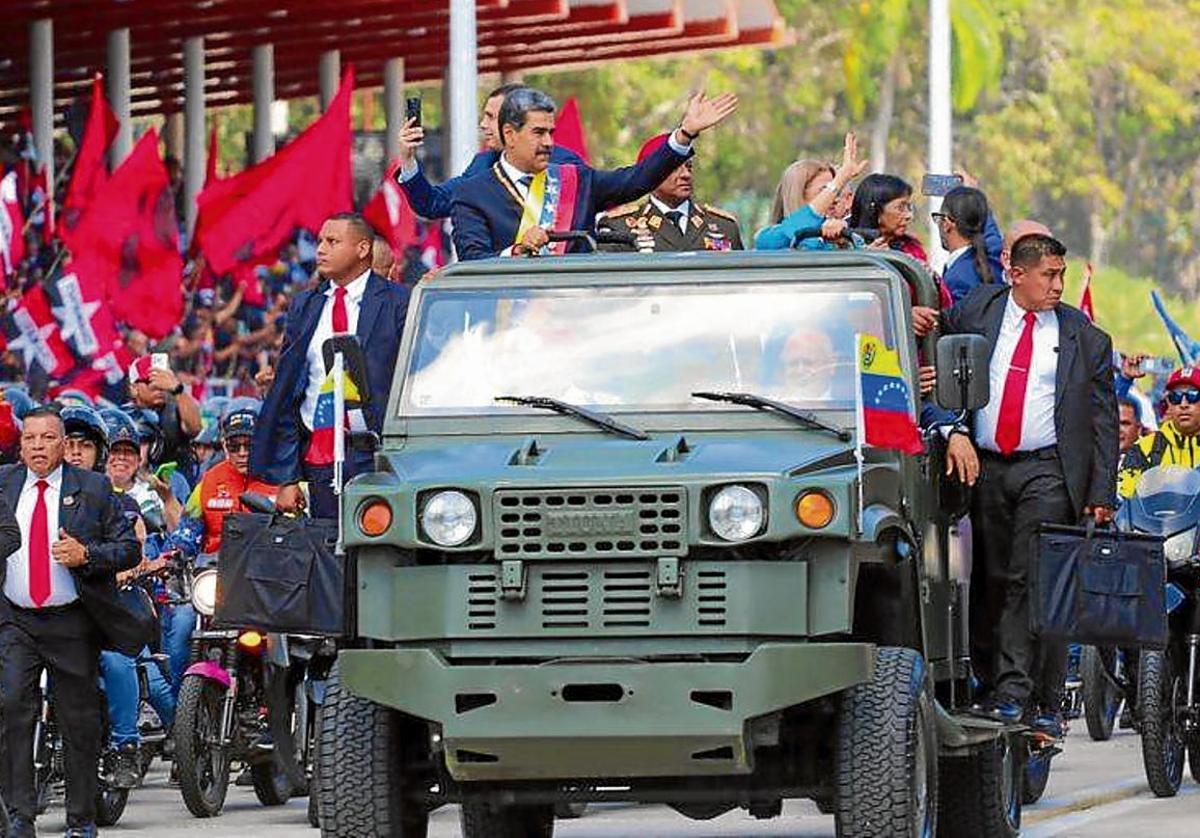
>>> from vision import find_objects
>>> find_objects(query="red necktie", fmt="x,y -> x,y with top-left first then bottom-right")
995,311 -> 1038,455
331,286 -> 348,334
29,479 -> 50,607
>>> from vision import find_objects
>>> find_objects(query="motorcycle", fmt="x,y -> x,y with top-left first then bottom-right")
1080,644 -> 1136,741
1115,464 -> 1200,797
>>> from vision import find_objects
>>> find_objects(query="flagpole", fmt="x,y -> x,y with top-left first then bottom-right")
854,332 -> 866,537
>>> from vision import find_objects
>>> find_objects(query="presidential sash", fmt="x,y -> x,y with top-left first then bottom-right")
496,162 -> 580,256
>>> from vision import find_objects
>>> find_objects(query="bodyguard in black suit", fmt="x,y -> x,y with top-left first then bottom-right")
0,408 -> 140,838
943,234 -> 1118,732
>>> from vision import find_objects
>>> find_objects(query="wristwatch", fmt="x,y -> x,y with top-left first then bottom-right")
949,424 -> 971,439
171,383 -> 185,396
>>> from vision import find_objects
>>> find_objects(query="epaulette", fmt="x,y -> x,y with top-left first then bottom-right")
604,203 -> 642,218
703,204 -> 739,222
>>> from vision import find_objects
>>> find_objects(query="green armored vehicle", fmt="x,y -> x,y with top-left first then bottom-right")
316,251 -> 1022,838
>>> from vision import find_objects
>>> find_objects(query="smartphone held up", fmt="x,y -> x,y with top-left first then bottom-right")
921,173 -> 964,197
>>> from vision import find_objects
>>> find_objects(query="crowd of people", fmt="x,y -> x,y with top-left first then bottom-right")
0,79 -> 1186,837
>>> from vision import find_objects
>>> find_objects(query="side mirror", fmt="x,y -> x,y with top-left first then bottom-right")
935,334 -> 990,411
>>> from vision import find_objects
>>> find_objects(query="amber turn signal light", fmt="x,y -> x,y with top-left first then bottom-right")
795,491 -> 835,529
238,630 -> 263,650
359,499 -> 393,537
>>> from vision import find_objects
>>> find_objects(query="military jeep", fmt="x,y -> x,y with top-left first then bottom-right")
316,251 -> 1021,838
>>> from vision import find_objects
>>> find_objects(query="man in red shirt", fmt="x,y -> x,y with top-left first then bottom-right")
185,410 -> 278,555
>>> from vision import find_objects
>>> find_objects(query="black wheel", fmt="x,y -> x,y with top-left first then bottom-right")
308,702 -> 323,829
175,675 -> 232,818
834,647 -> 937,838
317,662 -> 428,838
1081,646 -> 1121,742
251,759 -> 293,806
1138,649 -> 1185,797
460,802 -> 554,838
939,733 -> 1022,838
1190,741 -> 1200,784
94,785 -> 129,827
1021,745 -> 1052,805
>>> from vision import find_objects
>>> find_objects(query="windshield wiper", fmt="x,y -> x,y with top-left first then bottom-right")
691,391 -> 852,442
495,395 -> 650,441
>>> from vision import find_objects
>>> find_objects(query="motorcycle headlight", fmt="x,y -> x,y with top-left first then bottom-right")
191,568 -> 218,616
420,490 -> 478,547
1163,531 -> 1194,568
708,484 -> 765,542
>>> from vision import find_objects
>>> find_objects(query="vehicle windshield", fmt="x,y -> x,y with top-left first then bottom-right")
400,279 -> 899,416
1129,465 -> 1200,536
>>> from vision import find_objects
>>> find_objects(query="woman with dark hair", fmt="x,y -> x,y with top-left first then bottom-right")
754,133 -> 868,250
849,173 -> 928,264
935,185 -> 1004,303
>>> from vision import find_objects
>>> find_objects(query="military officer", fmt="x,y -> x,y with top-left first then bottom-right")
597,133 -> 743,253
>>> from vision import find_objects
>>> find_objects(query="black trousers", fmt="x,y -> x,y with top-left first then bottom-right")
0,602 -> 102,826
302,458 -> 366,520
971,449 -> 1074,710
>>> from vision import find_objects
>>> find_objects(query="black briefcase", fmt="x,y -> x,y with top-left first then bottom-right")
1032,523 -> 1168,648
214,512 -> 348,636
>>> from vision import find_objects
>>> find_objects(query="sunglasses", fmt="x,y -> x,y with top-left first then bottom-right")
1167,390 -> 1200,405
225,440 -> 251,453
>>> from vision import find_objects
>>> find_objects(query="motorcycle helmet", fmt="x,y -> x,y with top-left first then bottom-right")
60,405 -> 109,472
124,405 -> 165,465
3,387 -> 36,422
220,396 -> 262,422
56,388 -> 94,408
194,421 -> 221,448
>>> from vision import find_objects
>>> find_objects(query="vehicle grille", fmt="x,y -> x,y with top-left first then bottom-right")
493,487 -> 686,559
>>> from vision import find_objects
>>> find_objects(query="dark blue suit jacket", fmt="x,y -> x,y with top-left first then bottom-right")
399,146 -> 585,221
942,214 -> 1005,303
250,272 -> 410,485
450,141 -> 692,261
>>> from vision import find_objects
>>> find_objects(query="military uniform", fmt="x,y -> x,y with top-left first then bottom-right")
597,199 -> 744,253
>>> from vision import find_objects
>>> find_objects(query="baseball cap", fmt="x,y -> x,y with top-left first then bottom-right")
636,133 -> 670,165
221,409 -> 257,439
1166,367 -> 1200,391
128,355 -> 154,385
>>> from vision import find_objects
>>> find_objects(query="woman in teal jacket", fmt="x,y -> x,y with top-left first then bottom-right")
755,132 -> 869,251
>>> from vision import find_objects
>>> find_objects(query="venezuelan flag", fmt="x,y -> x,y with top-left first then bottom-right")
304,370 -> 364,466
857,334 -> 923,455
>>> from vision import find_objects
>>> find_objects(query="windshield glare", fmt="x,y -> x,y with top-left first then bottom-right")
1135,466 -> 1200,505
401,280 -> 898,416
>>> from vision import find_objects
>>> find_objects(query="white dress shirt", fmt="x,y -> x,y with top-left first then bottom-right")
976,294 -> 1060,452
4,466 -> 78,608
944,245 -> 971,271
649,196 -> 691,234
301,269 -> 370,431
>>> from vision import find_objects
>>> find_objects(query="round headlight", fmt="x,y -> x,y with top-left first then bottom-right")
1163,531 -> 1193,568
709,485 -> 764,542
191,568 -> 218,616
421,490 -> 477,547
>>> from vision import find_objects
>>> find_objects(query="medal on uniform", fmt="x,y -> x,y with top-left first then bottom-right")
648,215 -> 662,230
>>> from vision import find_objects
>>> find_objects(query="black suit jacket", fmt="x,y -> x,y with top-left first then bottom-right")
0,463 -> 144,654
943,285 -> 1118,514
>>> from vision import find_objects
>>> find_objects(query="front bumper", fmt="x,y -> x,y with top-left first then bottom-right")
340,641 -> 874,781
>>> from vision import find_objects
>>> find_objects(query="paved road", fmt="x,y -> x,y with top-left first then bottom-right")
31,726 -> 1198,835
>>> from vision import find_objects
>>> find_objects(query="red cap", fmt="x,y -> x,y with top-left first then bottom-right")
1166,366 -> 1200,391
636,133 -> 670,164
128,355 -> 154,385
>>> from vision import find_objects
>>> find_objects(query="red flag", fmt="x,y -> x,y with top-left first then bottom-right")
59,74 -> 119,238
47,267 -> 125,361
1079,263 -> 1095,322
420,221 -> 445,269
67,129 -> 183,339
196,68 -> 354,276
362,162 -> 418,256
50,345 -> 134,401
205,122 -> 220,187
0,171 -> 26,284
4,285 -> 75,377
555,98 -> 591,165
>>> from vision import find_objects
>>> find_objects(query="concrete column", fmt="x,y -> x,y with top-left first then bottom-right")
927,0 -> 952,270
319,50 -> 340,111
163,112 -> 184,161
447,0 -> 478,177
252,44 -> 275,163
106,27 -> 132,167
29,19 -> 54,223
383,58 -> 404,161
183,36 -> 205,235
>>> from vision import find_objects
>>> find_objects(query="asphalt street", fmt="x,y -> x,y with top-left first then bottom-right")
30,726 -> 1199,836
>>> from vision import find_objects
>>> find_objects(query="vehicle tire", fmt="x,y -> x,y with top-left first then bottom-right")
1138,649 -> 1185,797
833,647 -> 937,838
939,733 -> 1022,838
251,759 -> 293,806
460,802 -> 554,838
1081,646 -> 1120,742
1021,746 -> 1052,805
175,675 -> 232,818
94,785 -> 129,827
1189,741 -> 1200,785
317,662 -> 428,838
308,702 -> 323,829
